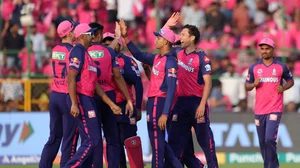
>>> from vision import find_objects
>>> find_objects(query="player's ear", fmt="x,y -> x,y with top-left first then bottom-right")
190,35 -> 195,43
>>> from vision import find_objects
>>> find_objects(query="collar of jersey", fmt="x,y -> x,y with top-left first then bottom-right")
184,50 -> 197,56
60,42 -> 73,48
92,42 -> 102,45
258,57 -> 278,67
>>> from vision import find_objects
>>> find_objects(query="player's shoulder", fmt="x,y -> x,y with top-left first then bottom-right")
52,43 -> 73,51
274,58 -> 287,68
70,45 -> 85,55
196,50 -> 207,57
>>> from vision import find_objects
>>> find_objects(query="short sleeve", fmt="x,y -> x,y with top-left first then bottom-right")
107,47 -> 119,68
69,47 -> 84,72
199,52 -> 211,75
246,65 -> 255,83
282,64 -> 293,82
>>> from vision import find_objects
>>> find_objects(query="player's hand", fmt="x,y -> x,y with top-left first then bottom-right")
136,109 -> 142,121
253,78 -> 260,87
158,115 -> 168,130
165,12 -> 180,28
70,104 -> 80,118
195,104 -> 205,119
277,85 -> 284,93
119,19 -> 128,37
115,22 -> 121,39
126,100 -> 134,117
110,103 -> 122,115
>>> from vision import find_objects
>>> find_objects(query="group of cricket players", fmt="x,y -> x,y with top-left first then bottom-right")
38,12 -> 294,168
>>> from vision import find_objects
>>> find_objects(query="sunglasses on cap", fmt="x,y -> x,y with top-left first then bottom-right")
80,32 -> 94,36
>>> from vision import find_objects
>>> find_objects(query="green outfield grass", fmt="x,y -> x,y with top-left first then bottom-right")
0,164 -> 299,168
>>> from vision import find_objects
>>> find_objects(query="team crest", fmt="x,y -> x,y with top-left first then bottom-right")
257,69 -> 263,75
88,110 -> 96,118
172,114 -> 178,121
188,58 -> 193,65
272,68 -> 276,75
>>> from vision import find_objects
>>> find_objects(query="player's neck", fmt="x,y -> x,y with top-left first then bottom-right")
159,47 -> 171,56
61,39 -> 73,45
185,44 -> 196,55
262,57 -> 274,66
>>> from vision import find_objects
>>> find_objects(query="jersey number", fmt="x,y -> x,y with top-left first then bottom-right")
94,61 -> 101,77
52,62 -> 67,79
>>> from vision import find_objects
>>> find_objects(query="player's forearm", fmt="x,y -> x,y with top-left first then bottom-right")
114,75 -> 132,102
127,41 -> 154,65
68,75 -> 78,105
245,83 -> 255,91
95,84 -> 115,107
200,80 -> 212,106
162,77 -> 177,116
108,38 -> 119,50
283,80 -> 294,91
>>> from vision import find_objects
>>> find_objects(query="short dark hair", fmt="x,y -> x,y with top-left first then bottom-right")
89,22 -> 104,36
183,24 -> 200,44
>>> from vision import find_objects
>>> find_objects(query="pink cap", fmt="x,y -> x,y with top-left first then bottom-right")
74,23 -> 97,38
57,21 -> 75,38
102,32 -> 122,45
258,38 -> 275,48
153,27 -> 176,43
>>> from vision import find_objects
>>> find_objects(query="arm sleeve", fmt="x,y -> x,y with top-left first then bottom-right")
107,47 -> 120,68
246,65 -> 255,83
162,57 -> 178,116
131,58 -> 143,110
199,52 -> 212,76
126,41 -> 156,65
282,64 -> 293,82
69,47 -> 84,72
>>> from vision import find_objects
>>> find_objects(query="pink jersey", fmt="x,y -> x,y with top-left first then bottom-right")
246,59 -> 293,115
51,43 -> 73,93
87,42 -> 119,92
177,50 -> 211,97
69,43 -> 98,97
115,57 -> 134,103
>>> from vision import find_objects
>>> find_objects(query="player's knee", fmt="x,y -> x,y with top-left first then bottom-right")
265,137 -> 275,145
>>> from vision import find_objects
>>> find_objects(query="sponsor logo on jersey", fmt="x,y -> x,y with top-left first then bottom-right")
178,60 -> 194,72
52,52 -> 66,60
260,77 -> 279,82
88,50 -> 104,58
70,57 -> 80,68
205,64 -> 211,72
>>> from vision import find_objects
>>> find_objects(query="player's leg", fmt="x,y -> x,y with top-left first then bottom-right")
64,95 -> 101,168
265,112 -> 282,168
60,93 -> 79,168
181,130 -> 205,168
39,91 -> 63,168
101,90 -> 120,168
255,114 -> 267,168
92,95 -> 103,168
193,101 -> 218,168
167,98 -> 191,162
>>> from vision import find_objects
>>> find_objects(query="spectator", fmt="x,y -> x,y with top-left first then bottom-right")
3,23 -> 25,69
5,99 -> 18,112
181,0 -> 206,30
219,64 -> 246,108
232,1 -> 250,34
18,41 -> 37,76
209,79 -> 231,112
284,61 -> 300,112
205,2 -> 226,34
0,100 -> 5,112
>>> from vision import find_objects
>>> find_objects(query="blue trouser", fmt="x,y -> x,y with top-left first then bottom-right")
39,91 -> 78,168
168,96 -> 218,168
116,101 -> 138,168
64,94 -> 101,168
147,97 -> 183,168
255,112 -> 282,168
93,90 -> 120,168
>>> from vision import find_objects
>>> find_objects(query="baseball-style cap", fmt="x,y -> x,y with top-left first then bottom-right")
258,38 -> 275,48
57,20 -> 79,38
102,32 -> 122,45
74,23 -> 97,38
153,27 -> 176,43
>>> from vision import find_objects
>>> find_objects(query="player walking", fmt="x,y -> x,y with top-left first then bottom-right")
245,38 -> 294,168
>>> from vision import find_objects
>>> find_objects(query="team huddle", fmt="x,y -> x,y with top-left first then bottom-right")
38,12 -> 294,168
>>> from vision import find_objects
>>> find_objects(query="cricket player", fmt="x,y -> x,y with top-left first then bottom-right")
163,13 -> 219,168
245,38 -> 294,168
64,23 -> 120,168
87,22 -> 133,168
40,20 -> 78,168
119,20 -> 183,168
102,32 -> 144,168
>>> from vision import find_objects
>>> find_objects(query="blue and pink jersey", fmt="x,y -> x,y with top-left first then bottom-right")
69,43 -> 98,97
115,53 -> 143,110
176,49 -> 212,97
51,43 -> 73,93
126,41 -> 177,116
246,59 -> 293,115
87,42 -> 119,92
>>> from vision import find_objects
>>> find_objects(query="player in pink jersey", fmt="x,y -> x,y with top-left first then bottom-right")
87,22 -> 133,168
245,38 -> 294,168
65,23 -> 121,168
120,20 -> 183,168
40,20 -> 79,168
163,13 -> 219,168
102,33 -> 144,168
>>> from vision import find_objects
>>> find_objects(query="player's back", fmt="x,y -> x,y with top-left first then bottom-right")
88,42 -> 117,92
176,50 -> 211,97
51,43 -> 73,93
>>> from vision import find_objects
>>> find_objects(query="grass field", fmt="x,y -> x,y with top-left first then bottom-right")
0,164 -> 299,168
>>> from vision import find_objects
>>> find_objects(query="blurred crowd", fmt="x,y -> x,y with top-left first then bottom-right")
0,0 -> 300,112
